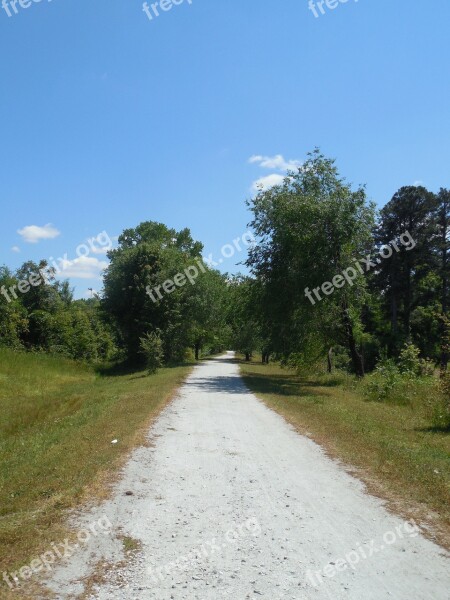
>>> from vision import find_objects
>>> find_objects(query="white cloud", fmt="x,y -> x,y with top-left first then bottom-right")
17,223 -> 60,244
11,246 -> 20,253
58,256 -> 108,279
249,153 -> 302,193
249,154 -> 302,172
252,173 -> 285,192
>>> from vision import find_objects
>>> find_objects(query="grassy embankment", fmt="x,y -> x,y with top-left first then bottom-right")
239,358 -> 450,549
0,348 -> 192,596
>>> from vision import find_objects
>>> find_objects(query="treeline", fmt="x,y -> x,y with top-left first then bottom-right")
0,150 -> 448,381
0,261 -> 116,361
234,150 -> 449,380
0,223 -> 232,366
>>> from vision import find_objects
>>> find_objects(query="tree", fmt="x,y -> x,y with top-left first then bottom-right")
226,275 -> 261,361
102,221 -> 203,363
246,149 -> 375,376
373,186 -> 438,354
103,221 -> 230,364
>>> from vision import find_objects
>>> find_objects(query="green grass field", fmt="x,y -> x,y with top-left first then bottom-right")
0,348 -> 192,595
239,358 -> 450,550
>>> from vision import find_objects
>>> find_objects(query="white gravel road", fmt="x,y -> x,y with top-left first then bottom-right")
45,352 -> 449,600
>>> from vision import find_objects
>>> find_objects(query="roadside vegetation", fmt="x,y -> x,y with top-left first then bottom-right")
0,348 -> 192,592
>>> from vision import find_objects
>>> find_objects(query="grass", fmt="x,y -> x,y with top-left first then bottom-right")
0,348 -> 192,597
239,358 -> 450,549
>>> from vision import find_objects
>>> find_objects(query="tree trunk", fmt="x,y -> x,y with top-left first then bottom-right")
391,293 -> 398,335
341,304 -> 364,377
245,352 -> 251,361
194,343 -> 200,360
327,348 -> 333,373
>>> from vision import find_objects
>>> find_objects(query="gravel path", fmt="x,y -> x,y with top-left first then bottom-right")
46,352 -> 449,600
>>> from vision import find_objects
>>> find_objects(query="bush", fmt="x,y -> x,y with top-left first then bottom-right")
418,358 -> 435,377
363,357 -> 403,403
398,342 -> 422,376
139,330 -> 164,374
364,345 -> 441,411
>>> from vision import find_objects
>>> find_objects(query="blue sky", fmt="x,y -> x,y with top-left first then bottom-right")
0,0 -> 449,297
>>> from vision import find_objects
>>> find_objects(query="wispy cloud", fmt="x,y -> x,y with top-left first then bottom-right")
249,153 -> 302,192
249,154 -> 302,172
17,223 -> 60,244
11,246 -> 20,253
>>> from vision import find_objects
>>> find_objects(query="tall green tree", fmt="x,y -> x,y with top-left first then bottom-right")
103,221 -> 203,362
246,150 -> 375,376
373,186 -> 438,354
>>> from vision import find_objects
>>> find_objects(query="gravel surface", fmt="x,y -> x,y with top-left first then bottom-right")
45,352 -> 449,600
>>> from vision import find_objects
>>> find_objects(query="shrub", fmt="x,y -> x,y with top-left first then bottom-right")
398,342 -> 422,376
363,357 -> 403,403
418,358 -> 435,377
139,330 -> 164,374
364,345 -> 441,410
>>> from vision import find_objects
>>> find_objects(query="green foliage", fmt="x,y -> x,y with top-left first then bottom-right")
226,275 -> 261,358
103,221 -> 199,362
372,186 -> 448,362
246,149 -> 375,376
363,357 -> 403,403
103,220 -> 230,365
139,330 -> 164,374
0,267 -> 28,349
0,262 -> 117,363
398,342 -> 422,375
397,341 -> 435,377
363,343 -> 437,406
